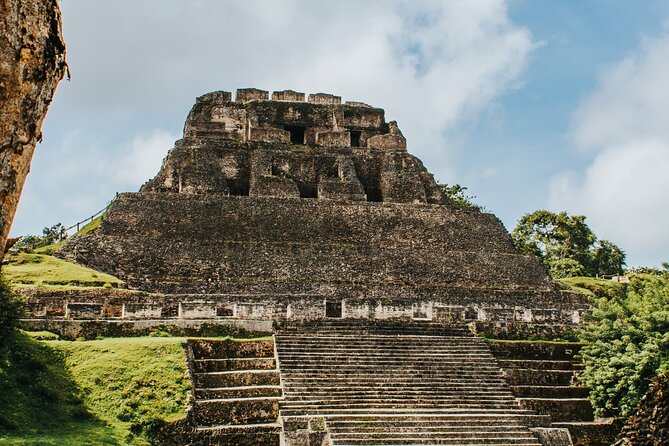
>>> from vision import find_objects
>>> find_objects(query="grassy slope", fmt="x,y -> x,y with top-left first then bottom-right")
556,276 -> 623,297
0,335 -> 190,446
2,253 -> 123,289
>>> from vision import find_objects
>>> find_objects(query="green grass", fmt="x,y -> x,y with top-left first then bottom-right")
76,216 -> 103,236
0,334 -> 191,445
2,253 -> 123,289
557,276 -> 624,297
31,216 -> 103,256
0,333 -> 123,445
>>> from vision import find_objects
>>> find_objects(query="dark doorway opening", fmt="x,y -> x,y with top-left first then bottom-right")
350,131 -> 361,147
217,306 -> 234,317
297,182 -> 318,198
366,187 -> 382,202
161,304 -> 179,318
284,125 -> 305,145
326,301 -> 343,318
227,179 -> 249,196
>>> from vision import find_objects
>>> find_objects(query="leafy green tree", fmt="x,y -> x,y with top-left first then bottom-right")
512,210 -> 625,278
12,222 -> 67,252
42,223 -> 67,245
579,274 -> 669,417
592,239 -> 626,277
438,184 -> 482,210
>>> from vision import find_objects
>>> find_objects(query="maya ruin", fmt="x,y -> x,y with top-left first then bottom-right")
20,88 -> 623,445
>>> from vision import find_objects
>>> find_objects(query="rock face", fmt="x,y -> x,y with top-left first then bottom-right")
614,372 -> 669,446
58,89 -> 586,333
0,0 -> 66,256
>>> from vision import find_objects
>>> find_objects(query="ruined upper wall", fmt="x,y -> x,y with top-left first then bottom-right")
142,89 -> 446,205
182,88 -> 406,151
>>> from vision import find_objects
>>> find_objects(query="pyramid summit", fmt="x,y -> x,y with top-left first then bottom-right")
53,87 -> 585,334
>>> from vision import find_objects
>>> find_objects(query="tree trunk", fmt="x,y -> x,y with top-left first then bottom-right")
0,0 -> 66,259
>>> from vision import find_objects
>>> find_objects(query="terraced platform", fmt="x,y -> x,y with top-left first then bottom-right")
276,322 -> 553,445
185,339 -> 282,445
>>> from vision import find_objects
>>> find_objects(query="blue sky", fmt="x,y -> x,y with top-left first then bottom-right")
11,0 -> 669,267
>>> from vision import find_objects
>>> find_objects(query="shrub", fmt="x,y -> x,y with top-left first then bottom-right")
579,274 -> 669,417
0,274 -> 26,349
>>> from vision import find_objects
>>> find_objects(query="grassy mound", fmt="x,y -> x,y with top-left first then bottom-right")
0,334 -> 190,445
557,276 -> 624,298
0,332 -> 121,445
2,253 -> 123,289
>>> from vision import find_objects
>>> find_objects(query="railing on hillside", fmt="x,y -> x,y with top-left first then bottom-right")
63,193 -> 119,236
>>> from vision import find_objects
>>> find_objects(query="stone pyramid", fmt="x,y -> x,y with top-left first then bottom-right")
59,88 -> 584,332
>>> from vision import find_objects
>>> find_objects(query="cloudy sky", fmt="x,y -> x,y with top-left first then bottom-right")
11,0 -> 669,267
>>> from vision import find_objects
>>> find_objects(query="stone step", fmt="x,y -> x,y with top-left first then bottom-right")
511,385 -> 589,398
330,431 -> 540,440
276,337 -> 481,344
279,408 -> 539,416
280,366 -> 502,378
497,359 -> 578,371
279,396 -> 515,403
503,368 -> 575,386
193,370 -> 281,388
283,390 -> 512,397
193,357 -> 276,373
330,438 -> 542,445
191,397 -> 280,426
281,403 -> 520,411
276,349 -> 494,356
187,423 -> 282,446
195,385 -> 283,399
319,412 -> 551,426
280,378 -> 509,385
487,341 -> 582,361
278,357 -> 497,364
518,397 -> 594,422
553,419 -> 622,446
189,338 -> 275,360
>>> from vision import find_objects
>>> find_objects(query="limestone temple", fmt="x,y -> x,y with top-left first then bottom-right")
23,89 -> 619,445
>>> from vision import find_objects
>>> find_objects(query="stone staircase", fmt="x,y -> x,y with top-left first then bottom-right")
184,338 -> 283,445
488,340 -> 621,446
276,321 -> 556,445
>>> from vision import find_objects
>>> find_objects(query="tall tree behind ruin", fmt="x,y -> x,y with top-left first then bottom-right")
0,0 -> 66,259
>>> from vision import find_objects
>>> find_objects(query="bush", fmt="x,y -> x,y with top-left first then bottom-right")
578,274 -> 669,417
0,274 -> 26,349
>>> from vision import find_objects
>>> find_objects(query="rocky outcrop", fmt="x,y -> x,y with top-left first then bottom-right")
0,0 -> 66,257
614,372 -> 669,446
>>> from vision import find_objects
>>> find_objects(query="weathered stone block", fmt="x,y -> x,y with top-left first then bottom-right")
179,302 -> 217,319
236,88 -> 269,103
249,126 -> 290,143
315,130 -> 350,147
66,303 -> 102,320
308,93 -> 341,105
272,90 -> 305,102
367,133 -> 406,151
122,303 -> 162,319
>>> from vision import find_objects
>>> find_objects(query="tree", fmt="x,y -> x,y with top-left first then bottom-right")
0,0 -> 67,260
438,184 -> 483,210
42,223 -> 67,245
592,240 -> 626,277
578,274 -> 669,417
511,210 -> 625,278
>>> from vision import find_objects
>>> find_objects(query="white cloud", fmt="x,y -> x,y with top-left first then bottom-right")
13,0 -> 533,235
550,34 -> 669,266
